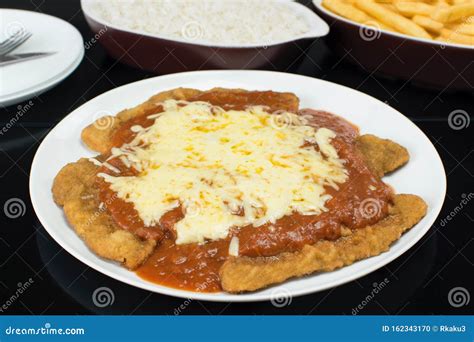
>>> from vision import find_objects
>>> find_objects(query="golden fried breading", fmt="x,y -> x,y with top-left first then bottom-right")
53,87 -> 426,293
51,133 -> 416,274
54,88 -> 300,270
81,88 -> 300,155
52,158 -> 156,269
356,134 -> 409,177
220,194 -> 427,292
219,134 -> 420,293
81,88 -> 202,155
189,87 -> 300,112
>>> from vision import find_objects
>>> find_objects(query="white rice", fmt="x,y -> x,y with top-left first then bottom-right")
88,0 -> 310,45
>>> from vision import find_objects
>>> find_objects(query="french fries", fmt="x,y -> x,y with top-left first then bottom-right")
323,0 -> 372,23
413,15 -> 444,33
322,0 -> 474,46
394,1 -> 435,16
431,3 -> 474,22
447,20 -> 474,35
355,0 -> 432,38
441,28 -> 474,43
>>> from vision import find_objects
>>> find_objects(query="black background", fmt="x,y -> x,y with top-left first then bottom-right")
0,0 -> 472,315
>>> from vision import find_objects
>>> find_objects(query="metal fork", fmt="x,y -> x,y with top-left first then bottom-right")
0,28 -> 32,56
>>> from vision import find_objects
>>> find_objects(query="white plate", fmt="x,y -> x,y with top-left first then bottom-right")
0,9 -> 84,107
30,70 -> 446,302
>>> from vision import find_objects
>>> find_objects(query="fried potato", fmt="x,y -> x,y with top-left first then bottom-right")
435,0 -> 451,9
448,20 -> 474,34
323,0 -> 373,22
440,27 -> 474,42
432,3 -> 474,22
363,19 -> 397,31
381,3 -> 398,12
323,0 -> 474,45
394,1 -> 436,16
355,0 -> 432,38
451,0 -> 473,5
413,14 -> 445,33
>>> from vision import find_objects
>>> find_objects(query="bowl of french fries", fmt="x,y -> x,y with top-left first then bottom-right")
313,0 -> 473,90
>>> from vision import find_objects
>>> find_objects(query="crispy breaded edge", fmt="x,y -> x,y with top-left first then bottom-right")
81,88 -> 300,155
219,134 -> 419,293
55,87 -> 423,291
81,88 -> 203,155
52,158 -> 156,269
356,134 -> 409,177
51,132 -> 414,275
219,133 -> 418,293
54,88 -> 300,270
220,194 -> 426,292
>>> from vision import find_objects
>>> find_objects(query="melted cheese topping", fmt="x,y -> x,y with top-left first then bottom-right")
99,100 -> 348,245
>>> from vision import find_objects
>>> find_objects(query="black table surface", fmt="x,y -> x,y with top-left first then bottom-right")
0,0 -> 472,315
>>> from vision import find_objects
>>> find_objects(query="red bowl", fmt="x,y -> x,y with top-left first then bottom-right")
81,0 -> 329,74
312,0 -> 473,91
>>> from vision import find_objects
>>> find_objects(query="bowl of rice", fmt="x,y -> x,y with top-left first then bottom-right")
81,0 -> 329,74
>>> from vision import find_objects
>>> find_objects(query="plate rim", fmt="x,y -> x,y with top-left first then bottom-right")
29,69 -> 447,302
0,8 -> 85,106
